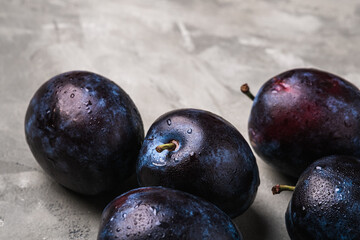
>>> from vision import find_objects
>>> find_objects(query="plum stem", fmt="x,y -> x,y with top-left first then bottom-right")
156,142 -> 177,153
241,84 -> 255,101
272,184 -> 295,195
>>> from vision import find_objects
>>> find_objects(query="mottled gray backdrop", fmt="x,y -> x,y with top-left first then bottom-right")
1,0 -> 360,239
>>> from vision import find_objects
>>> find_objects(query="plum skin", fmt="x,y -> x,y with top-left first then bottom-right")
97,186 -> 243,240
248,68 -> 360,177
24,71 -> 144,195
136,108 -> 260,218
285,155 -> 360,240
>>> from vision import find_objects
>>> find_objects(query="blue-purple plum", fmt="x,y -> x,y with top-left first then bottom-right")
25,71 -> 144,195
136,108 -> 260,218
97,186 -> 243,240
284,155 -> 360,239
247,68 -> 360,177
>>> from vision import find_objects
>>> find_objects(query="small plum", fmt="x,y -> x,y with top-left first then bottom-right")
136,108 -> 260,218
273,155 -> 360,240
243,68 -> 360,177
97,186 -> 243,240
25,71 -> 144,195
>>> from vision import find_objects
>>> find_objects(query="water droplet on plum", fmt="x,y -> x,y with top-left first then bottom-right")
152,158 -> 166,167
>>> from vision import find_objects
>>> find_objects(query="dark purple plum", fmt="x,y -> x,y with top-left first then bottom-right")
274,155 -> 360,240
245,68 -> 360,177
24,71 -> 144,195
136,108 -> 260,218
97,186 -> 243,240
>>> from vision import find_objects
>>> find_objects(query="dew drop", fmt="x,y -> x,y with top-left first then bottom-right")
150,206 -> 157,215
152,158 -> 166,167
167,119 -> 171,126
316,166 -> 322,171
187,128 -> 192,134
87,110 -> 92,114
116,228 -> 121,232
190,152 -> 195,157
70,93 -> 75,98
46,109 -> 51,114
302,206 -> 306,211
134,201 -> 142,209
127,226 -> 131,229
122,213 -> 127,218
174,158 -> 179,163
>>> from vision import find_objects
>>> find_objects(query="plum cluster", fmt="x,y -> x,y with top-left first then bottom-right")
25,71 -> 258,239
243,68 -> 360,239
25,68 -> 360,239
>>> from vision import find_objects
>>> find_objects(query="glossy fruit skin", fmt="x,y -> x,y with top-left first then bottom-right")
24,71 -> 144,195
97,186 -> 243,240
285,155 -> 360,240
136,108 -> 260,218
249,68 -> 360,177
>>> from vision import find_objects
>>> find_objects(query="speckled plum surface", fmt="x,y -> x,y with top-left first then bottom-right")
285,155 -> 360,240
98,187 -> 243,240
137,108 -> 260,218
25,71 -> 144,195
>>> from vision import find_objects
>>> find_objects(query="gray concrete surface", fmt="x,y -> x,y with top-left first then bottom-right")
1,0 -> 360,239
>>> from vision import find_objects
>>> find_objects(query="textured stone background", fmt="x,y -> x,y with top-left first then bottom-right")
1,0 -> 360,239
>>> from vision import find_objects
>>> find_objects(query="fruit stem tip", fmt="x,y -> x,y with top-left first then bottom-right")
272,184 -> 295,195
240,84 -> 255,101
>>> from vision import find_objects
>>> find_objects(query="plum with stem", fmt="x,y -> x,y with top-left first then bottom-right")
242,68 -> 360,177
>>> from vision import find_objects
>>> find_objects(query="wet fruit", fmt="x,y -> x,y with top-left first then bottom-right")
136,108 -> 259,218
25,71 -> 144,195
244,68 -> 360,177
97,186 -> 243,240
273,155 -> 360,240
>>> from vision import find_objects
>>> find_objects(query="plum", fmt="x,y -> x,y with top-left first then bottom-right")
24,71 -> 144,195
273,155 -> 360,239
97,186 -> 243,240
136,108 -> 260,218
243,68 -> 360,177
